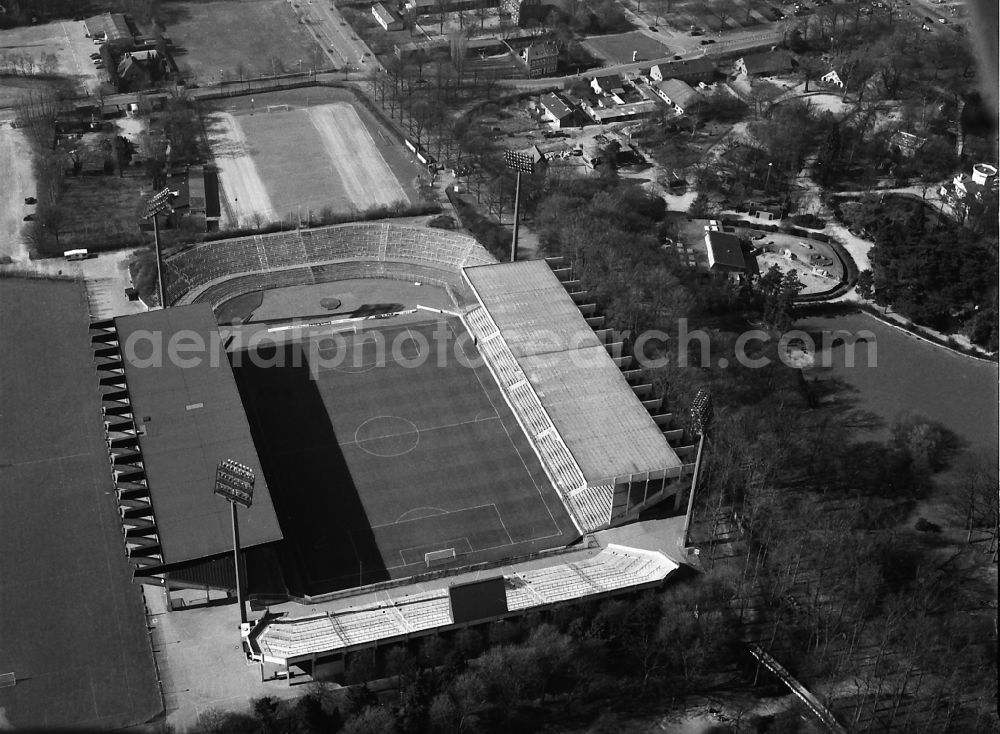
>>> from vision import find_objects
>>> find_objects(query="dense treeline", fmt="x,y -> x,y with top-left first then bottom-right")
837,194 -> 998,348
191,577 -> 749,734
527,173 -> 997,731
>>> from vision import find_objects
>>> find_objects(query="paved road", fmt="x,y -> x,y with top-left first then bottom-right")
294,0 -> 381,73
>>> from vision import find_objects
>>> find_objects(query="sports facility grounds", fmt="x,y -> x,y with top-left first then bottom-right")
231,315 -> 577,594
204,89 -> 422,228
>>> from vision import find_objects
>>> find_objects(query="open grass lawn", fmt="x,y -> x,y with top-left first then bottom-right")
160,0 -> 324,82
582,30 -> 675,65
49,169 -> 145,255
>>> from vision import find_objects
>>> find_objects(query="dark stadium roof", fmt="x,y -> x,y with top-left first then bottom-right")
115,305 -> 282,564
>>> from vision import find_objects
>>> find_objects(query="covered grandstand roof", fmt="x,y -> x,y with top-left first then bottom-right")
249,544 -> 677,664
114,305 -> 282,564
463,261 -> 681,485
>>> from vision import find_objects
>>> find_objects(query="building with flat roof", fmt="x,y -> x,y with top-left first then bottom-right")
372,2 -> 404,29
92,304 -> 284,587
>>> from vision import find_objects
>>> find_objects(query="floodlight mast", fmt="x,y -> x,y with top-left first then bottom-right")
681,389 -> 712,550
143,187 -> 173,309
503,150 -> 534,263
214,459 -> 255,628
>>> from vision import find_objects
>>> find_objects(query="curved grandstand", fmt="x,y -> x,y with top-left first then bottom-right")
164,222 -> 495,308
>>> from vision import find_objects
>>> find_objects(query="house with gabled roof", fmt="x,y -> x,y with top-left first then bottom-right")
734,50 -> 794,77
649,58 -> 716,84
539,92 -> 579,129
653,78 -> 701,114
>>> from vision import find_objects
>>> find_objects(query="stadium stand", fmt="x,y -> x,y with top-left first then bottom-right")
164,222 -> 496,308
568,484 -> 614,531
248,545 -> 675,666
462,306 -> 589,510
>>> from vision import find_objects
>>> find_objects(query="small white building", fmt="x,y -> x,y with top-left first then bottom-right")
820,69 -> 843,87
372,2 -> 403,30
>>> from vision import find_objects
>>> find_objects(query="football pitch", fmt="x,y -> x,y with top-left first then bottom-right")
205,101 -> 413,229
231,316 -> 578,594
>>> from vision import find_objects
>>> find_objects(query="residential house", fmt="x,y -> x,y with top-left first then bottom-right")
820,69 -> 843,87
539,92 -> 578,129
520,41 -> 558,78
372,2 -> 404,30
591,74 -> 625,96
705,230 -> 755,280
653,78 -> 701,114
116,55 -> 150,92
649,58 -> 716,85
734,50 -> 794,77
939,163 -> 999,203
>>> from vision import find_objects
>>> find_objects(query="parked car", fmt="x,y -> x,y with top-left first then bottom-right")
690,29 -> 703,36
648,25 -> 658,31
700,39 -> 716,45
937,17 -> 947,23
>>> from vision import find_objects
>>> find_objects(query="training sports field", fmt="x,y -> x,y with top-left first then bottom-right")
205,93 -> 418,228
231,315 -> 577,594
0,280 -> 160,729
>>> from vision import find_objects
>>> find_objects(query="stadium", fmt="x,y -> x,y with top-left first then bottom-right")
90,221 -> 696,673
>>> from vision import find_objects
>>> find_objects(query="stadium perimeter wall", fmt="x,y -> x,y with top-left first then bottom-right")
163,222 -> 496,308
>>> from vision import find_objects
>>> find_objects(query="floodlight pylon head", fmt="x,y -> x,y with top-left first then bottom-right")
689,388 -> 712,436
504,149 -> 534,175
143,187 -> 174,219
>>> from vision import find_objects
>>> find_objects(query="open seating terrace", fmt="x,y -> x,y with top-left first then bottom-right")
249,545 -> 677,665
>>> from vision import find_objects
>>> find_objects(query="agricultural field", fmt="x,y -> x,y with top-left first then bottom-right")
203,89 -> 423,228
159,0 -> 326,83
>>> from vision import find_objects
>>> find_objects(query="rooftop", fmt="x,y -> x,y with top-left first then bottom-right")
738,50 -> 794,75
656,78 -> 700,108
114,304 -> 283,565
250,544 -> 678,664
539,91 -> 574,119
705,230 -> 747,271
463,261 -> 681,486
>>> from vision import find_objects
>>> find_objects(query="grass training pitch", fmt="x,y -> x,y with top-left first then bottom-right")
206,100 -> 414,228
582,31 -> 675,65
161,0 -> 324,82
231,316 -> 577,594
